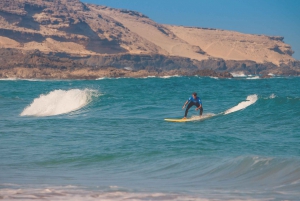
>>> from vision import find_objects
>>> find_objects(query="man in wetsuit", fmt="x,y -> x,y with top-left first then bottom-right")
182,92 -> 203,119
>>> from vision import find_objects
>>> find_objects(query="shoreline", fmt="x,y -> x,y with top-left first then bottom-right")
1,67 -> 298,80
0,67 -> 235,80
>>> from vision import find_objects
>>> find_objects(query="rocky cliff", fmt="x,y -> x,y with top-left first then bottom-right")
0,0 -> 299,79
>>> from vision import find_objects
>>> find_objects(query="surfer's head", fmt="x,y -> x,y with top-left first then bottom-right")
192,92 -> 197,97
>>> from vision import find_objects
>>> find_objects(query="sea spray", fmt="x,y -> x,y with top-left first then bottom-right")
224,94 -> 258,114
269,94 -> 276,99
247,76 -> 260,80
20,89 -> 99,117
231,71 -> 247,78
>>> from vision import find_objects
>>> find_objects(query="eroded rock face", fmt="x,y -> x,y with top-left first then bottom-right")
0,48 -> 83,70
0,0 -> 299,78
192,69 -> 233,78
1,48 -> 298,79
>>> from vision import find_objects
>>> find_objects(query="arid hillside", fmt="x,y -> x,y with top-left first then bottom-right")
0,0 -> 299,78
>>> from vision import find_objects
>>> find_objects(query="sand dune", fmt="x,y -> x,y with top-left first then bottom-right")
98,7 -> 208,61
167,26 -> 294,65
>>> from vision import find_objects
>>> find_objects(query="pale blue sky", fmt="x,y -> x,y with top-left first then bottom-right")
82,0 -> 300,60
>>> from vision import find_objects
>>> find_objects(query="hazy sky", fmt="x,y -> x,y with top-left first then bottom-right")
82,0 -> 300,60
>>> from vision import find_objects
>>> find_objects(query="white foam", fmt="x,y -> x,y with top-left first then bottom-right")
161,75 -> 172,79
231,71 -> 247,78
140,76 -> 156,79
251,156 -> 273,166
209,76 -> 219,79
0,186 -> 214,201
182,113 -> 215,122
246,76 -> 260,80
96,77 -> 109,80
269,94 -> 276,99
159,75 -> 180,79
224,94 -> 258,115
145,76 -> 157,78
140,75 -> 181,79
96,77 -> 130,80
20,89 -> 99,117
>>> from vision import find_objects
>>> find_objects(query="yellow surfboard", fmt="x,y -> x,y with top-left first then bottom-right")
164,118 -> 191,122
164,114 -> 214,122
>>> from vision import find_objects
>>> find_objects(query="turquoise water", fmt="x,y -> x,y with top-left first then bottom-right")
0,76 -> 300,200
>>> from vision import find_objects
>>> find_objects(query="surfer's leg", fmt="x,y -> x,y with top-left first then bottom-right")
184,102 -> 194,117
200,107 -> 203,116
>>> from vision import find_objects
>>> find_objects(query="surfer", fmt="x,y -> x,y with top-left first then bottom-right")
182,92 -> 203,119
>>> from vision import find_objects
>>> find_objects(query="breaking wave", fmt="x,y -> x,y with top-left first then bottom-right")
231,71 -> 248,78
20,89 -> 99,117
246,76 -> 260,80
1,155 -> 299,200
224,94 -> 258,114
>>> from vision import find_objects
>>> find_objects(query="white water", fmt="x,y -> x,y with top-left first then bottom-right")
269,93 -> 276,99
247,76 -> 260,80
96,77 -> 109,80
231,71 -> 247,78
187,113 -> 215,121
209,76 -> 219,79
20,89 -> 99,117
224,94 -> 258,115
0,186 -> 259,201
159,75 -> 180,79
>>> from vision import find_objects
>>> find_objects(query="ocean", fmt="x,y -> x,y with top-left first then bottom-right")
0,76 -> 300,200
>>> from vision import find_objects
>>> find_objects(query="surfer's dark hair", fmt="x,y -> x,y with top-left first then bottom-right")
192,92 -> 197,96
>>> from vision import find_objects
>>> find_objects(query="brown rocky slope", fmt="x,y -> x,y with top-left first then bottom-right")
0,0 -> 299,79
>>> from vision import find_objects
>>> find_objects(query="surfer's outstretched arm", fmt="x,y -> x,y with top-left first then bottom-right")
182,100 -> 189,109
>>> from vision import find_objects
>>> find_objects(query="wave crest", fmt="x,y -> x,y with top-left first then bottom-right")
20,89 -> 99,117
224,94 -> 258,114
